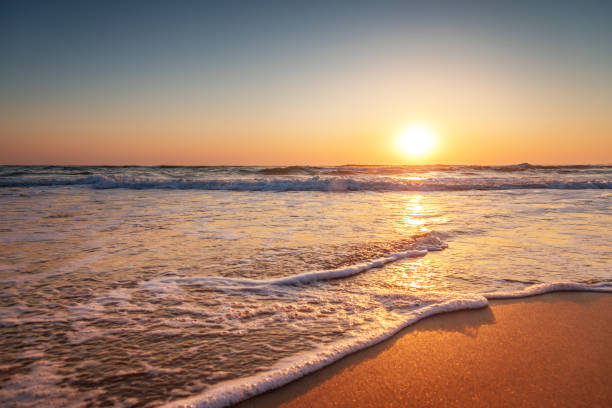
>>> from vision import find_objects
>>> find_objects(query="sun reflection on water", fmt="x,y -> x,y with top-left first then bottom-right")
402,195 -> 430,232
384,258 -> 439,290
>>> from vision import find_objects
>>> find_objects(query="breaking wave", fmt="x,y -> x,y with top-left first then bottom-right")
1,175 -> 610,191
248,163 -> 612,175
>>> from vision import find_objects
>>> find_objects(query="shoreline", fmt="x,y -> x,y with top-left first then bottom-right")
235,291 -> 612,408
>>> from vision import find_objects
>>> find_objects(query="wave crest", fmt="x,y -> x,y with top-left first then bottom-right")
1,175 -> 609,191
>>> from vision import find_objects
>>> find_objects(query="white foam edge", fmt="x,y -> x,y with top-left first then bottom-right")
268,249 -> 429,285
142,248 -> 431,291
165,281 -> 612,408
163,293 -> 488,408
483,281 -> 612,299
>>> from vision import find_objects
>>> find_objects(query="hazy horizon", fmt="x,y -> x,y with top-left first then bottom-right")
2,162 -> 612,167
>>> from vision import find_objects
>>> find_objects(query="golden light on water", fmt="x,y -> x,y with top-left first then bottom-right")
402,195 -> 430,232
396,124 -> 436,156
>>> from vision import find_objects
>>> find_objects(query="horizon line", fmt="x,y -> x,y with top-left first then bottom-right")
1,162 -> 611,167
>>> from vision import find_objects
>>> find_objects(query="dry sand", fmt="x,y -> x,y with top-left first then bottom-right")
237,292 -> 612,408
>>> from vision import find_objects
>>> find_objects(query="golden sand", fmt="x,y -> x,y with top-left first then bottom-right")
238,292 -> 612,408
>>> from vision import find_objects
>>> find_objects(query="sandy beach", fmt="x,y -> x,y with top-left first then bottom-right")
238,292 -> 612,408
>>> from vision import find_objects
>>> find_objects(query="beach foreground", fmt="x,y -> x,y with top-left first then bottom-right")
238,292 -> 612,408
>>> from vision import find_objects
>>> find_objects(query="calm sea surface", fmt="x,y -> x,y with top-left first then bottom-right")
1,165 -> 611,407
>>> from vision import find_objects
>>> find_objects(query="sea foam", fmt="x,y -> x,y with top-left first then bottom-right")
141,245 -> 440,290
0,175 -> 609,191
164,292 -> 489,408
164,282 -> 612,408
484,281 -> 612,298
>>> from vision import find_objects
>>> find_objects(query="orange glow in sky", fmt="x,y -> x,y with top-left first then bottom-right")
1,3 -> 611,165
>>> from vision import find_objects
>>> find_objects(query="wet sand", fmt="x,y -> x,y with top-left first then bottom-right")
237,292 -> 612,408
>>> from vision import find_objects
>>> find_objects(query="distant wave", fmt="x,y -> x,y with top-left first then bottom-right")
1,175 -> 609,191
249,163 -> 611,176
256,165 -> 318,175
2,164 -> 611,179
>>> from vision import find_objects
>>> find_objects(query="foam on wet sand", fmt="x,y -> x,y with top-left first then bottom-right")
236,292 -> 612,408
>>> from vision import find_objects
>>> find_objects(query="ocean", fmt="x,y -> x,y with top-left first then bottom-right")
0,164 -> 611,407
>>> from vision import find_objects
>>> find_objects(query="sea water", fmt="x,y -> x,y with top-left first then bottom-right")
0,164 -> 610,407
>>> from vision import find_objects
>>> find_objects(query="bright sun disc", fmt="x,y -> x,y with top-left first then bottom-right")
397,124 -> 436,156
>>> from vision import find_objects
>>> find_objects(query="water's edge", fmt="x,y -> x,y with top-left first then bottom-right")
165,283 -> 612,408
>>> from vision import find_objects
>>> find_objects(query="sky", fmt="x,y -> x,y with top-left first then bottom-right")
1,0 -> 611,165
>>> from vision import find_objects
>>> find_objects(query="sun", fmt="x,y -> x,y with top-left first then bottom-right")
396,124 -> 436,156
